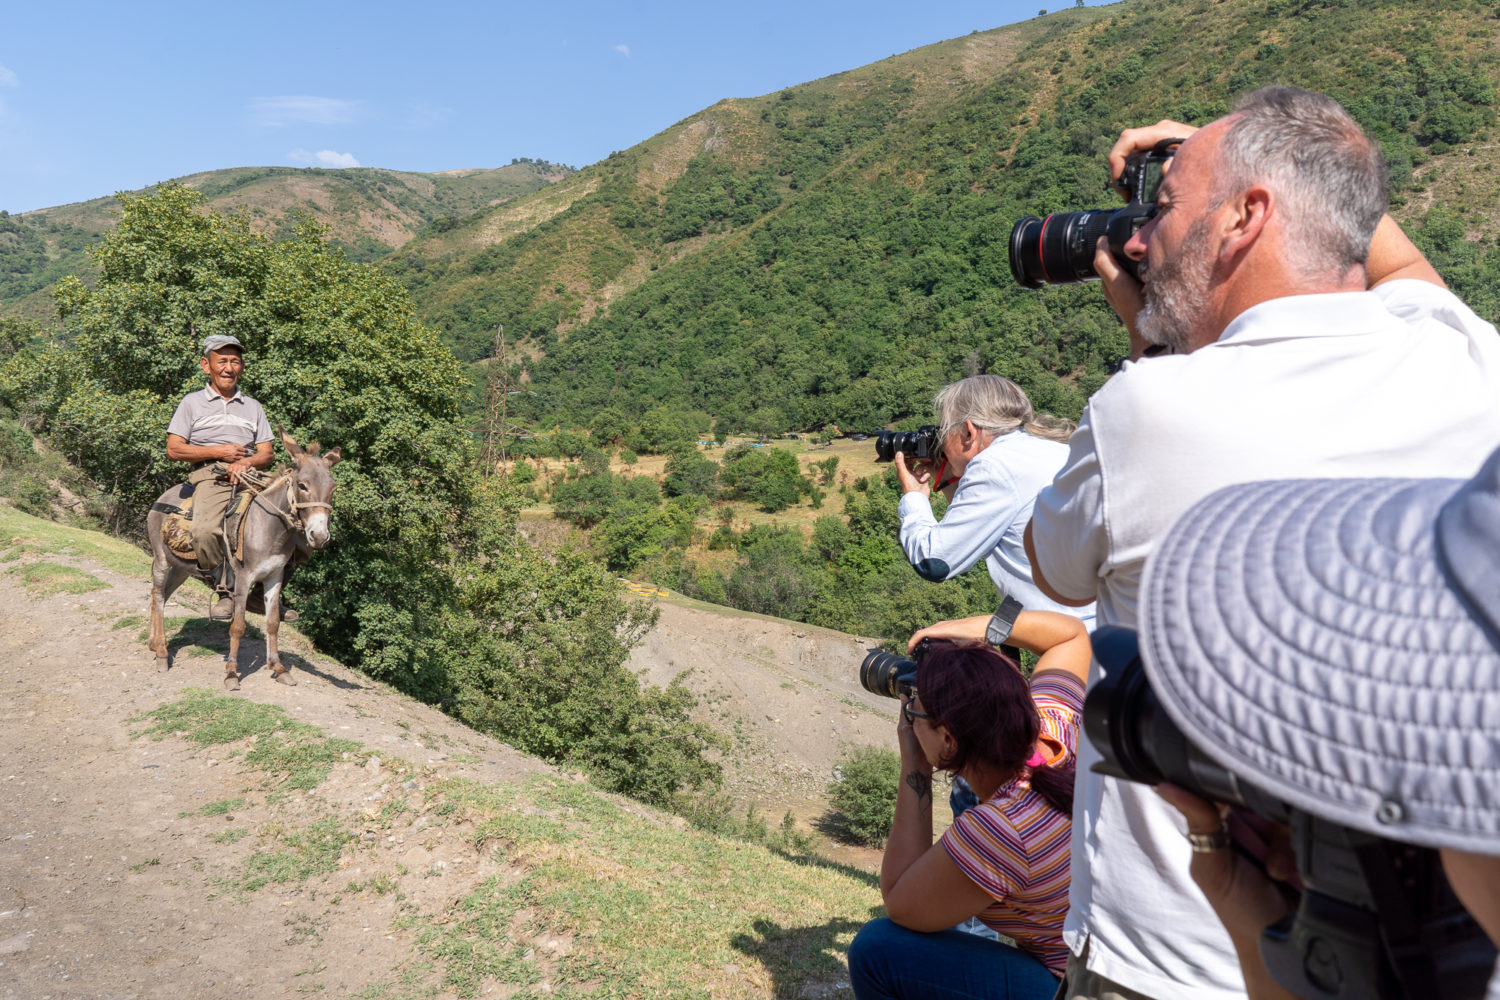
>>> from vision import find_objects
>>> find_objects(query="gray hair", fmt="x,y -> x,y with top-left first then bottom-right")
934,375 -> 1074,444
1216,86 -> 1387,274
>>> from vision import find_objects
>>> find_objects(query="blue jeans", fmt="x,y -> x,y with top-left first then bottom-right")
951,775 -> 980,819
848,917 -> 1060,1000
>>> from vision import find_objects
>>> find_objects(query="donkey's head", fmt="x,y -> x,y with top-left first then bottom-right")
280,426 -> 342,549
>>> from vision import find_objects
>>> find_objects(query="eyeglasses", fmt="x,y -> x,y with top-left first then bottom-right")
902,700 -> 933,726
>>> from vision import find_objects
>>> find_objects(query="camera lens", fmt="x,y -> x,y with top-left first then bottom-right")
873,427 -> 940,463
1009,205 -> 1156,288
1083,627 -> 1285,815
860,649 -> 917,699
1009,210 -> 1116,288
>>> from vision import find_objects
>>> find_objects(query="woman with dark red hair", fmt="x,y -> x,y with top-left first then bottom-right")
846,610 -> 1091,1000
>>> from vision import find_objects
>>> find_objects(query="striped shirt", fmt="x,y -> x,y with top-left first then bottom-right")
939,672 -> 1083,977
167,385 -> 272,450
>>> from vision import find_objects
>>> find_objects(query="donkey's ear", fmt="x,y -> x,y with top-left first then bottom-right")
279,425 -> 304,459
323,446 -> 342,468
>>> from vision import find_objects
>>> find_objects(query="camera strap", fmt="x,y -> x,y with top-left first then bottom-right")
933,457 -> 959,493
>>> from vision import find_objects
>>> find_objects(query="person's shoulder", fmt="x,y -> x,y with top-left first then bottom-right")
1374,278 -> 1494,333
954,794 -> 1025,842
1081,356 -> 1202,440
1031,671 -> 1085,714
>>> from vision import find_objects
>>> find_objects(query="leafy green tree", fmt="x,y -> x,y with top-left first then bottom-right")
663,446 -> 720,499
588,407 -> 630,445
719,444 -> 810,513
723,526 -> 826,620
1,186 -> 722,807
551,469 -> 619,528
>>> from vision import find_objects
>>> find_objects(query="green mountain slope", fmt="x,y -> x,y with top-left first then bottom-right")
386,0 -> 1500,432
0,160 -> 571,321
8,0 -> 1500,435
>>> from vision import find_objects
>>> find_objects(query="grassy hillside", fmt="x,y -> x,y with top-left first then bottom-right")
385,0 -> 1500,433
0,160 -> 571,321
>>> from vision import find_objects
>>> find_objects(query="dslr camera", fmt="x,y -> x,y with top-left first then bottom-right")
1084,627 -> 1496,1000
859,638 -> 933,699
1009,138 -> 1181,287
872,426 -> 941,464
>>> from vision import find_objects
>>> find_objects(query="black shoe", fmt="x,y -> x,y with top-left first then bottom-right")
245,590 -> 299,622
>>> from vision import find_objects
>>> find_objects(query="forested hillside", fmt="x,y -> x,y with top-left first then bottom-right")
384,0 -> 1500,433
10,0 -> 1500,434
0,160 -> 571,320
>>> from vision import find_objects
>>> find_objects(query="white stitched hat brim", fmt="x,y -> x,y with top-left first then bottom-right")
1140,475 -> 1500,854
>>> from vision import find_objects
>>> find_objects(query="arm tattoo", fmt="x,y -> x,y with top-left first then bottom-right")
904,771 -> 932,802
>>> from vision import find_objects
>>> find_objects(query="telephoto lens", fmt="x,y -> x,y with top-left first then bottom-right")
859,638 -> 931,699
1082,627 -> 1285,817
873,426 -> 941,463
1008,206 -> 1154,288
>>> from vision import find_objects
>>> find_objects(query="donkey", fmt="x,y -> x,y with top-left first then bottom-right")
147,427 -> 340,689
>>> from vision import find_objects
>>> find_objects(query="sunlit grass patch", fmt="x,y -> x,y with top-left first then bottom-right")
134,688 -> 362,788
11,560 -> 107,595
0,505 -> 151,577
235,815 -> 349,892
405,774 -> 880,998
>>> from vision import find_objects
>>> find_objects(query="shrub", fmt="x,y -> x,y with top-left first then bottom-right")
828,745 -> 901,847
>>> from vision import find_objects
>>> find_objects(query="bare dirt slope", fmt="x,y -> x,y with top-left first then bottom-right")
0,515 -> 896,998
629,595 -> 901,827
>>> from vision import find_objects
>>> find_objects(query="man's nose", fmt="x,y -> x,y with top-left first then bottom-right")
1124,215 -> 1155,263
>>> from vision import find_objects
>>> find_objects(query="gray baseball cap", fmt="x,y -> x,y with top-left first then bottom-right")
201,334 -> 244,356
1138,444 -> 1500,854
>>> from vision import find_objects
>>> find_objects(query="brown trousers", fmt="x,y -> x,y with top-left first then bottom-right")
187,465 -> 234,572
1055,942 -> 1162,1000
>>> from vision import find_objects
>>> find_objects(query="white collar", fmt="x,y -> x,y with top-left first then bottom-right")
203,383 -> 244,404
1215,289 -> 1387,347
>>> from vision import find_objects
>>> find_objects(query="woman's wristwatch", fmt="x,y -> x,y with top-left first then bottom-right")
985,595 -> 1025,647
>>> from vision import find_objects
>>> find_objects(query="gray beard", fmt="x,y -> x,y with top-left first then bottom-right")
1136,217 -> 1215,355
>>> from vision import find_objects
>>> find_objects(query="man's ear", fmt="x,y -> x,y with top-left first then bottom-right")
1219,184 -> 1272,265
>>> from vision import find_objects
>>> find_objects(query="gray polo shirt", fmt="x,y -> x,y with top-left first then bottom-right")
167,385 -> 273,449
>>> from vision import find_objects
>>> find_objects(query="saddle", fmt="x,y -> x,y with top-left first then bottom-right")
155,478 -> 264,566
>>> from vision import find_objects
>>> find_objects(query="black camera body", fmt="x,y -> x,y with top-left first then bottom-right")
873,426 -> 941,464
1084,627 -> 1496,1000
1008,138 -> 1182,288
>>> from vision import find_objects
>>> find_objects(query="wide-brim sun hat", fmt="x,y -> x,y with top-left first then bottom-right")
1138,444 -> 1500,854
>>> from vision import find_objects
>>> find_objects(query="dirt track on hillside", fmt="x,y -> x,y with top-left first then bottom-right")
0,525 -> 895,998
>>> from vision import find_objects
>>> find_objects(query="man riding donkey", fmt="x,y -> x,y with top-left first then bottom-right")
164,334 -> 298,622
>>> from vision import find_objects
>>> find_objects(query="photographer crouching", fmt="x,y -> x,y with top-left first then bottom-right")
847,609 -> 1091,1000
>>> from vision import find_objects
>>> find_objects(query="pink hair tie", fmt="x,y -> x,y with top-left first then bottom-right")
1026,751 -> 1047,768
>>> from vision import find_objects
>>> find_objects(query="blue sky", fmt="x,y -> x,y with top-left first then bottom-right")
1,0 -> 1113,214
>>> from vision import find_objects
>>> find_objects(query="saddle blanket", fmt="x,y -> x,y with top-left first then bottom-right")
153,488 -> 252,563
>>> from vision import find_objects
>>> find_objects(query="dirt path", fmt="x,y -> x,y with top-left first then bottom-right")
0,517 -> 897,998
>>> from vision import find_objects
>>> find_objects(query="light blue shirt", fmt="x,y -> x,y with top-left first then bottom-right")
898,430 -> 1095,626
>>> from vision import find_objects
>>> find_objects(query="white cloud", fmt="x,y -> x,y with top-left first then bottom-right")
252,96 -> 359,127
289,149 -> 361,168
613,44 -> 630,58
0,64 -> 18,88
